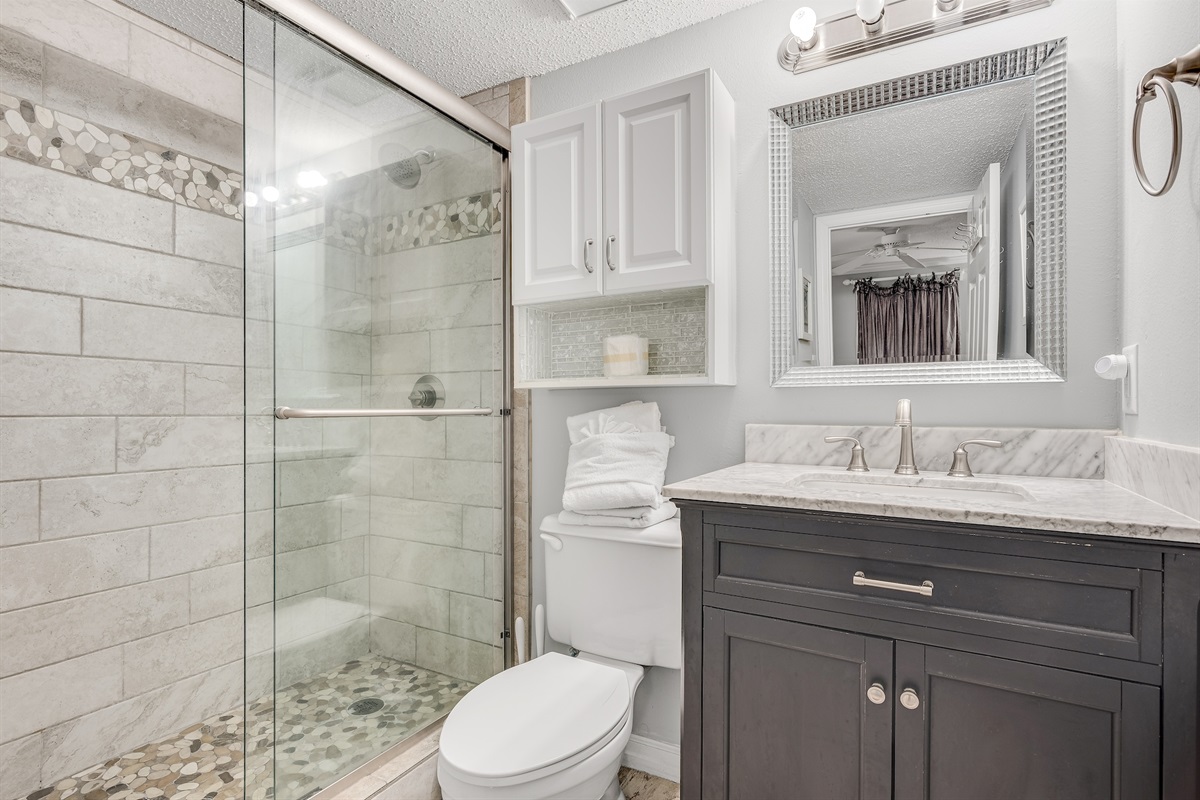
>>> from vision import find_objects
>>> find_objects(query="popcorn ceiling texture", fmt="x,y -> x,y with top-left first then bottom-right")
119,0 -> 765,95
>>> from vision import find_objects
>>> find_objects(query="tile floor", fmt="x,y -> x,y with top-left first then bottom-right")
618,767 -> 680,800
23,656 -> 470,800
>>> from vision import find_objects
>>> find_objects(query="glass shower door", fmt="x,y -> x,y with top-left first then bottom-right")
243,8 -> 506,798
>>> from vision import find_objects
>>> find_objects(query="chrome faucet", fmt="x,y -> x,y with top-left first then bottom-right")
894,399 -> 918,475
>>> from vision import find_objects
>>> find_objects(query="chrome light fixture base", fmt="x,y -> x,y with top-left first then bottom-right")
778,0 -> 1054,74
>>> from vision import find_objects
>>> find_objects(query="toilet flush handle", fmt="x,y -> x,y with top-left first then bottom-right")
540,532 -> 564,552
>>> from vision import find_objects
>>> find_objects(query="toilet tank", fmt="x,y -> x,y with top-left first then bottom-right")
540,515 -> 681,669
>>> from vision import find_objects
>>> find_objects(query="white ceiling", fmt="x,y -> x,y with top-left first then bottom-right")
120,0 -> 765,95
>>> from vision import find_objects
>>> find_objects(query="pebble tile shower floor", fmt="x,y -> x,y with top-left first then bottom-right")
23,657 -> 471,800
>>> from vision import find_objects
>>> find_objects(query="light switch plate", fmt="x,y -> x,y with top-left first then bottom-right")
1122,344 -> 1139,415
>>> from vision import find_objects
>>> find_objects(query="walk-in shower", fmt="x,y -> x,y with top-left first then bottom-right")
0,0 -> 510,797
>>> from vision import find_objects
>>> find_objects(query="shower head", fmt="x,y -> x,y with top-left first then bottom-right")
379,148 -> 435,189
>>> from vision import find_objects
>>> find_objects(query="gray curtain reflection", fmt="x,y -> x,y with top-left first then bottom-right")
855,271 -> 960,364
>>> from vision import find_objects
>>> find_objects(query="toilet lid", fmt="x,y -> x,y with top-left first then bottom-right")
440,653 -> 630,779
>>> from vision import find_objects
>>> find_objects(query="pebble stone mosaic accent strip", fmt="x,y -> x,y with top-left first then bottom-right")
321,192 -> 503,256
0,93 -> 243,220
24,656 -> 471,800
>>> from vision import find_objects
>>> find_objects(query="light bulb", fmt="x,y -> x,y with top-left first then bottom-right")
856,0 -> 885,25
296,170 -> 327,188
261,185 -> 280,203
789,7 -> 817,45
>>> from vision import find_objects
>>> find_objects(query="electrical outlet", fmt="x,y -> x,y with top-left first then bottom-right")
1122,344 -> 1139,415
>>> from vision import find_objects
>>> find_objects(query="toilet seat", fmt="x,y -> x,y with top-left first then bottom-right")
440,653 -> 635,787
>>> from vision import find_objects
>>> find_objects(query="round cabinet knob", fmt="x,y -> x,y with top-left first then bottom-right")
866,683 -> 887,705
900,688 -> 920,710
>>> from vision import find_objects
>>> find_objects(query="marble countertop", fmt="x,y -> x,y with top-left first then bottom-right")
664,463 -> 1200,546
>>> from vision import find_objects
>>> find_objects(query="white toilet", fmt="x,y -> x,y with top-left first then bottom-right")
437,514 -> 682,800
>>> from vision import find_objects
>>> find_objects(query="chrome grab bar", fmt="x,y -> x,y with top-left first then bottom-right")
275,406 -> 492,419
1133,44 -> 1200,197
853,570 -> 934,597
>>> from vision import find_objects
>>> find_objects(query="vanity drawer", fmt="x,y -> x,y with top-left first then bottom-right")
703,520 -> 1163,664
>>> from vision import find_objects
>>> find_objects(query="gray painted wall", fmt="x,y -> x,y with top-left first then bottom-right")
528,0 -> 1131,747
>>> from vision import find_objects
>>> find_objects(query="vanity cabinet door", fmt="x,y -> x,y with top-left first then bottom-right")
602,72 -> 710,294
511,104 -> 604,304
894,642 -> 1160,800
702,609 -> 893,800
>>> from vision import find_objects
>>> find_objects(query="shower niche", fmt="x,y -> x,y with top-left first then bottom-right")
510,70 -> 736,388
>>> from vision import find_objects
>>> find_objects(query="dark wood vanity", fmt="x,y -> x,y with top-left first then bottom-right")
678,502 -> 1200,800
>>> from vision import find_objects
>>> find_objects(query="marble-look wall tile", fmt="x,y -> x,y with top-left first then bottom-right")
385,281 -> 493,334
0,417 -> 114,481
0,221 -> 242,316
373,331 -> 432,375
430,325 -> 499,372
371,538 -> 485,596
189,562 -> 242,623
448,593 -> 499,645
370,497 -> 463,547
462,506 -> 502,554
0,157 -> 174,250
117,415 -> 241,471
39,464 -> 241,539
381,234 -> 498,294
1106,437 -> 1200,520
371,576 -> 450,631
183,365 -> 243,415
2,0 -> 131,76
83,299 -> 242,365
148,513 -> 243,578
0,353 -> 184,416
413,628 -> 495,685
446,416 -> 502,463
412,458 -> 497,507
0,731 -> 42,800
0,27 -> 45,103
0,286 -> 80,355
0,575 -> 189,678
371,416 -> 447,459
39,660 -> 242,783
369,615 -> 417,662
121,610 -> 241,696
274,500 -> 343,553
0,646 -> 124,743
745,424 -> 1115,479
0,528 -> 148,611
127,26 -> 241,124
370,752 -> 441,800
0,480 -> 39,546
174,205 -> 244,267
275,538 -> 366,599
277,456 -> 369,507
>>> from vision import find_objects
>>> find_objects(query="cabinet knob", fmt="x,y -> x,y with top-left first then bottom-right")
900,688 -> 920,710
866,683 -> 886,705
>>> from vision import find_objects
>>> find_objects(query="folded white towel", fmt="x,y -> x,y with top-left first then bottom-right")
558,502 -> 679,529
562,431 -> 673,512
567,401 -> 662,445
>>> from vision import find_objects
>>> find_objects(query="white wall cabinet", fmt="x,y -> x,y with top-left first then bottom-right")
512,69 -> 735,388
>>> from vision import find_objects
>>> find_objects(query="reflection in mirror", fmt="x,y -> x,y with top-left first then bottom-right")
771,40 -> 1066,386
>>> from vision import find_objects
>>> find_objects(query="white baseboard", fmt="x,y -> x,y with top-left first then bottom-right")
622,734 -> 680,783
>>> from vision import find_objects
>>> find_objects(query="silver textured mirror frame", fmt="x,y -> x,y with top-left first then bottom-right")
769,40 -> 1067,387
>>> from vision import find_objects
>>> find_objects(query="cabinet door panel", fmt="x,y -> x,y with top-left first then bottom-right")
702,609 -> 892,800
895,642 -> 1160,800
511,105 -> 602,303
604,72 -> 708,293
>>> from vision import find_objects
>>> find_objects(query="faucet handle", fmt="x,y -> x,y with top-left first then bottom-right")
825,436 -> 869,472
895,398 -> 912,425
947,439 -> 1003,478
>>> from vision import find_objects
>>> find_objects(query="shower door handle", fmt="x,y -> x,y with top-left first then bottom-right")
605,235 -> 617,271
583,238 -> 594,273
274,407 -> 492,419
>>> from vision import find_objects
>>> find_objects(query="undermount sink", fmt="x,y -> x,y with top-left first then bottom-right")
788,473 -> 1034,504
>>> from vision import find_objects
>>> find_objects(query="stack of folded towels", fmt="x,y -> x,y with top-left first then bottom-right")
559,401 -> 678,528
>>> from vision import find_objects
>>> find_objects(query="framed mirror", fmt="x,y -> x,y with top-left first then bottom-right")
769,40 -> 1067,386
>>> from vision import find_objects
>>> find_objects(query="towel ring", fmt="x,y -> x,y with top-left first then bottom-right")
1133,75 -> 1183,197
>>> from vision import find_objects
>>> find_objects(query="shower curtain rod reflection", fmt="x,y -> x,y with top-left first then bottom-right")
249,0 -> 511,150
275,406 -> 494,419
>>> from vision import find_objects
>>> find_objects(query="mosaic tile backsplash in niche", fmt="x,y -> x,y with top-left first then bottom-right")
524,287 -> 709,380
1,93 -> 243,219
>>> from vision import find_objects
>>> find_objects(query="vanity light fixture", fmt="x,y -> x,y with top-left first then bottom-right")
791,7 -> 819,49
778,0 -> 1055,74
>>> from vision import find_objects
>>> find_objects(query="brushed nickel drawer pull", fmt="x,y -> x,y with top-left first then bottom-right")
853,571 -> 934,597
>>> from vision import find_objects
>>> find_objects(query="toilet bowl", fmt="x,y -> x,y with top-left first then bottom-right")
438,652 -> 644,800
438,514 -> 680,800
